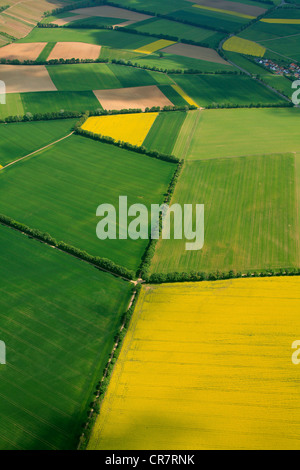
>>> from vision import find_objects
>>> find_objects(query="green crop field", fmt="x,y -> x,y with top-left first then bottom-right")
169,73 -> 286,107
107,64 -> 165,88
0,134 -> 175,271
143,111 -> 187,154
71,17 -> 128,27
47,63 -> 122,91
131,18 -> 225,47
262,35 -> 300,62
0,94 -> 24,120
224,52 -> 294,98
134,53 -> 234,73
37,42 -> 56,61
0,224 -> 131,450
158,85 -> 189,106
0,119 -> 76,167
46,63 -> 166,91
239,9 -> 300,60
18,28 -> 153,50
178,108 -> 300,160
109,0 -> 185,14
170,7 -> 249,33
151,154 -> 299,274
21,91 -> 101,115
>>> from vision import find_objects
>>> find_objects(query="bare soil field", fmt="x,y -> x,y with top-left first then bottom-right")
51,14 -> 88,26
160,43 -> 230,65
93,85 -> 173,111
186,0 -> 266,16
0,1 -> 77,38
70,5 -> 152,22
0,42 -> 47,61
0,34 -> 9,47
0,65 -> 57,93
0,13 -> 32,38
47,42 -> 101,60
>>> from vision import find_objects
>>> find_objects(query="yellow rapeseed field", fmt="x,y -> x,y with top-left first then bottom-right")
171,84 -> 199,108
135,39 -> 176,55
261,18 -> 300,24
223,36 -> 266,57
88,277 -> 300,450
81,113 -> 158,146
193,4 -> 255,19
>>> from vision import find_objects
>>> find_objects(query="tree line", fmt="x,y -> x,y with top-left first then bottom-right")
140,160 -> 184,279
0,53 -> 239,75
76,126 -> 181,164
78,282 -> 142,450
147,268 -> 300,284
0,214 -> 135,280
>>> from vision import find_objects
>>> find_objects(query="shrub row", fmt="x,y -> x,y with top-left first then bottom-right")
78,283 -> 142,450
0,105 -> 194,125
147,268 -> 300,284
0,110 -> 83,123
140,160 -> 184,279
205,102 -> 293,109
0,5 -> 9,13
0,214 -> 135,280
0,56 -> 109,65
75,127 -> 181,164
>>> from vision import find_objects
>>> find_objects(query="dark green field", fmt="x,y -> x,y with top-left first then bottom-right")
108,0 -> 185,14
21,91 -> 101,114
47,63 -> 122,91
0,134 -> 175,271
239,8 -> 300,60
134,53 -> 234,73
131,18 -> 225,47
46,63 -> 166,91
169,73 -> 286,106
170,7 -> 250,32
19,28 -> 153,49
151,154 -> 299,274
0,119 -> 76,167
0,224 -> 132,450
143,111 -> 187,154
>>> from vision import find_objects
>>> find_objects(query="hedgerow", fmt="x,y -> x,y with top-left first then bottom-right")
0,214 -> 135,280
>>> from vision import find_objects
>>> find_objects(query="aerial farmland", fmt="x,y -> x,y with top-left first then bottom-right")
0,0 -> 299,454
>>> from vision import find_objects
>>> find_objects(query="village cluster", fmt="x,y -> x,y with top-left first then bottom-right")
255,57 -> 300,78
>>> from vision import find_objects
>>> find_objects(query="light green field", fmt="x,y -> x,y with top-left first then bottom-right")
180,108 -> 300,160
151,154 -> 299,274
0,119 -> 76,167
0,134 -> 175,271
143,111 -> 187,154
0,224 -> 131,450
0,94 -> 24,120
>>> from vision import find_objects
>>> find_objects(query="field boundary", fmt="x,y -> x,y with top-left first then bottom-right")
78,282 -> 143,450
295,153 -> 300,266
0,132 -> 74,171
0,216 -> 135,281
